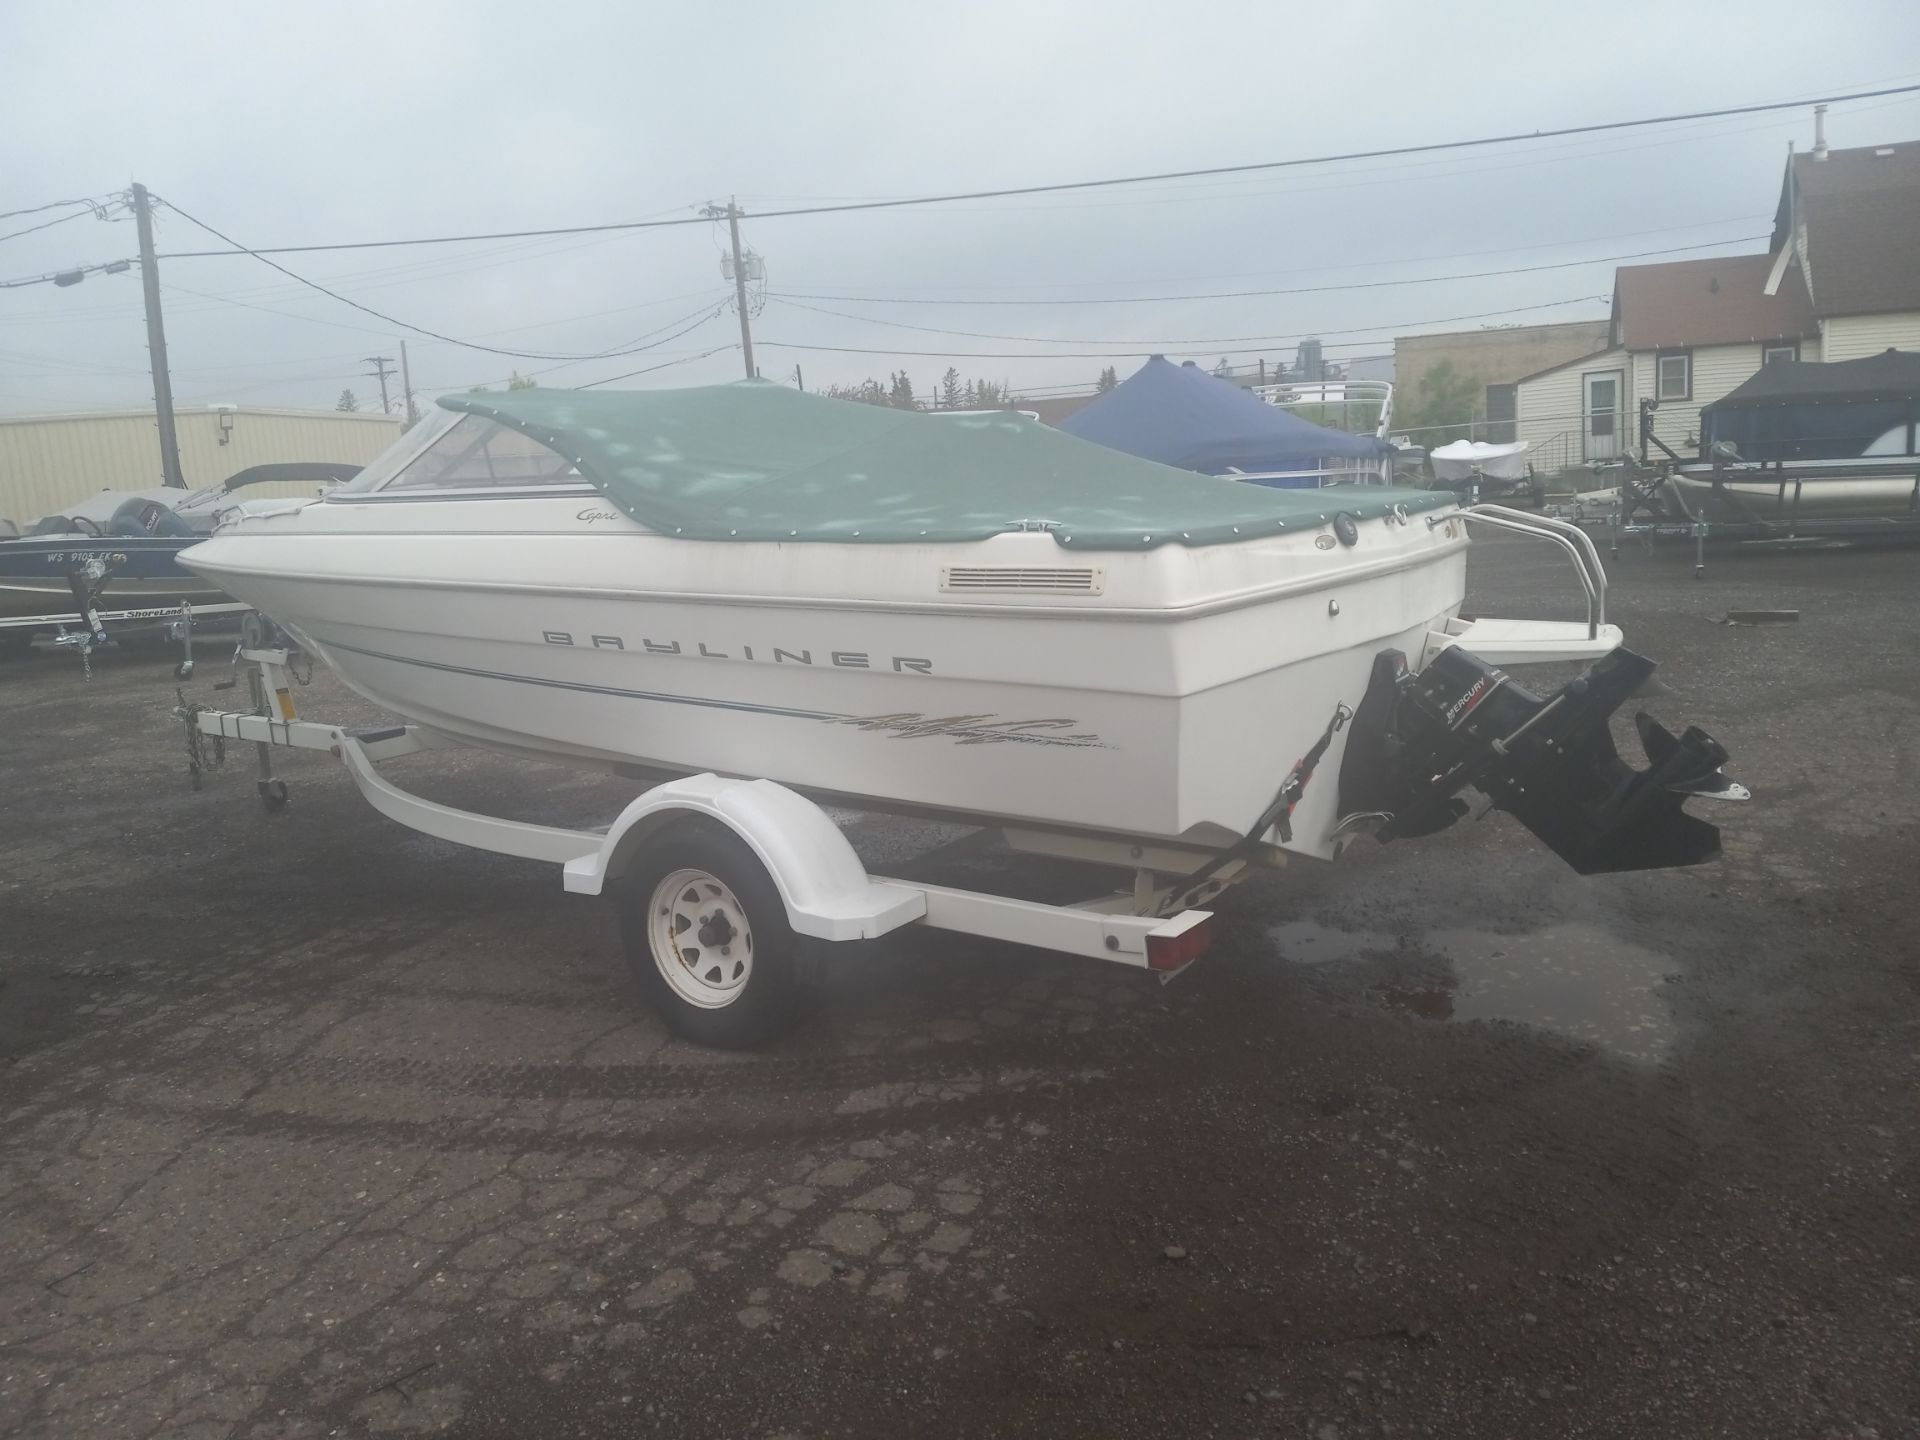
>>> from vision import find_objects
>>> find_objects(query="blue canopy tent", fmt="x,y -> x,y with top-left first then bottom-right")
1060,356 -> 1393,488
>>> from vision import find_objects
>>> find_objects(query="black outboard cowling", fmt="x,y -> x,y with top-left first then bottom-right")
1337,645 -> 1734,874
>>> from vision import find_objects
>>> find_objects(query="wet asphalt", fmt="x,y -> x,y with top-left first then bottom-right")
0,534 -> 1916,1439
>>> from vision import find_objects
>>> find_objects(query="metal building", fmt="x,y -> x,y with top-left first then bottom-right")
0,406 -> 405,524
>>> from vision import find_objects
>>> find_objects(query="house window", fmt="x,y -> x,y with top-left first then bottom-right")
1762,341 -> 1800,365
1656,351 -> 1692,401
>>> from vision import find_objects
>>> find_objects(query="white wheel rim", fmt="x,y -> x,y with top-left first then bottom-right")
647,868 -> 754,1009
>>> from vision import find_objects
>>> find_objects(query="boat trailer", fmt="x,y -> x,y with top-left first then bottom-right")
167,507 -> 1741,1046
0,548 -> 249,676
175,634 -> 1230,1047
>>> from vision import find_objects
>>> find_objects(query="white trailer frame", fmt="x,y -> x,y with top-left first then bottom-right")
179,646 -> 1221,982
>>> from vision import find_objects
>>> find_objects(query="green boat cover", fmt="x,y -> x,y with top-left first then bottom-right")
438,383 -> 1454,551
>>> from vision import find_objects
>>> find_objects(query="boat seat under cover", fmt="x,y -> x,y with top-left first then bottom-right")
438,383 -> 1453,551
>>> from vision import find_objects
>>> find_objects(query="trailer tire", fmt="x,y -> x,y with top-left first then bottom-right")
619,820 -> 800,1049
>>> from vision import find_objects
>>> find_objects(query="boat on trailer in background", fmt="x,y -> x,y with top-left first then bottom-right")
172,384 -> 1744,1046
1062,357 -> 1398,490
0,462 -> 359,660
1605,350 -> 1920,574
1667,349 -> 1920,530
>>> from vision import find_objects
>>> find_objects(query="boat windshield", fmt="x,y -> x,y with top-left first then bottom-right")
377,414 -> 582,492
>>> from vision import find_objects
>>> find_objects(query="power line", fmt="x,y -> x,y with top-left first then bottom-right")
0,258 -> 131,290
774,293 -> 1616,349
153,195 -> 733,362
774,213 -> 1770,298
0,209 -> 95,246
754,294 -> 1610,362
0,198 -> 101,224
147,82 -> 1920,260
160,279 -> 404,338
91,210 -> 712,321
442,307 -> 735,390
772,236 -> 1767,311
577,344 -> 738,390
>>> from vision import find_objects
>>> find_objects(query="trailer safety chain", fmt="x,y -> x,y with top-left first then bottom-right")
1161,700 -> 1353,916
175,691 -> 228,790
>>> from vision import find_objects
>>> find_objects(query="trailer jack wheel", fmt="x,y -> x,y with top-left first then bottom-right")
258,777 -> 289,813
619,820 -> 800,1049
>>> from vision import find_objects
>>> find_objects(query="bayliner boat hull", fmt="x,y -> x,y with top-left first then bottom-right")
183,505 -> 1468,857
179,388 -> 1737,877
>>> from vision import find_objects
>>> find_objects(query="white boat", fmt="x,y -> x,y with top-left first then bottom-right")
180,385 -> 1735,875
0,463 -> 357,645
1429,439 -> 1532,484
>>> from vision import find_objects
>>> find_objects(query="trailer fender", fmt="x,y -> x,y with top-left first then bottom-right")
564,774 -> 927,942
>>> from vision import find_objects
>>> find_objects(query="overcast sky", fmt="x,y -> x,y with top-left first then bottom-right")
4,0 -> 1918,416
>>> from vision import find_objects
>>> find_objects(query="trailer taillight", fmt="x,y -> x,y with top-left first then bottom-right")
1146,913 -> 1213,973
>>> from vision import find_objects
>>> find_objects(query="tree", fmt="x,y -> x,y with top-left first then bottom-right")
940,367 -> 962,409
888,371 -> 917,410
507,372 -> 538,390
974,379 -> 1005,408
335,388 -> 359,412
1096,366 -> 1119,393
1400,358 -> 1483,437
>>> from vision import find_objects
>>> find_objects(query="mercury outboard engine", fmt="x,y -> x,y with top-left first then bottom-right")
1338,645 -> 1740,874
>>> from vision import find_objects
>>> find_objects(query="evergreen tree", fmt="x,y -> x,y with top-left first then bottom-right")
1096,366 -> 1119,393
888,371 -> 917,409
335,388 -> 359,412
940,367 -> 962,409
507,372 -> 537,390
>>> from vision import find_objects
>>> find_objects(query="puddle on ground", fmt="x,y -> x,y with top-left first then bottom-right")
1268,920 -> 1677,1063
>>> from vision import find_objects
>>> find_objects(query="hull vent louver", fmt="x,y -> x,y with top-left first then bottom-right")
940,566 -> 1103,594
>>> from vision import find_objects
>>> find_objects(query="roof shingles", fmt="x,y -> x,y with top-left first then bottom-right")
1791,144 -> 1920,316
1613,254 -> 1816,351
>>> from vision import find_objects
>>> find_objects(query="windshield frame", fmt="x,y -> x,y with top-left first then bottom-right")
327,408 -> 597,501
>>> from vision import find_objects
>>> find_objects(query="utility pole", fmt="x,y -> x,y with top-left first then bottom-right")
131,183 -> 186,489
793,363 -> 804,392
363,355 -> 396,414
398,341 -> 418,425
704,199 -> 756,379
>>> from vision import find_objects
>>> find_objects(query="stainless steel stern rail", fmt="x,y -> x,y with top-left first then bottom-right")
1432,503 -> 1608,639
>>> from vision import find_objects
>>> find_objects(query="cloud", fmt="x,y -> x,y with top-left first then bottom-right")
2,0 -> 1916,412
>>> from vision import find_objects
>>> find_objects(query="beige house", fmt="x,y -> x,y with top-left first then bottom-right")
0,405 -> 404,525
1516,138 -> 1920,472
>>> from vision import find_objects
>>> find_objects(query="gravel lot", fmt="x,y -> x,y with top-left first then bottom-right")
2,537 -> 1916,1439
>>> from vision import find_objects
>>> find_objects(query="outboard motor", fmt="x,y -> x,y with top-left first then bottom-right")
1338,645 -> 1741,874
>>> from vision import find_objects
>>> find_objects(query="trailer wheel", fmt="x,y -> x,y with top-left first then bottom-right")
619,821 -> 799,1049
